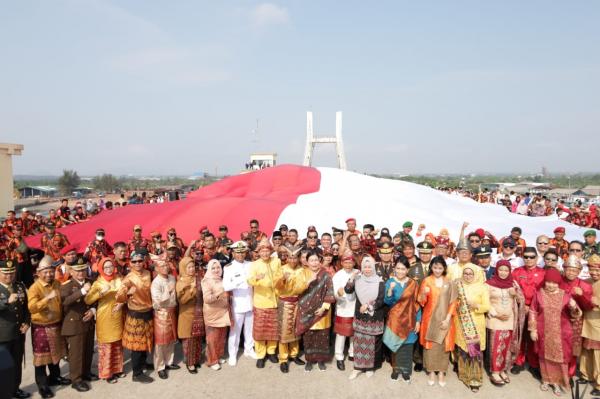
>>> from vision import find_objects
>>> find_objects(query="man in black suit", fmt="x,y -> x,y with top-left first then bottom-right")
0,260 -> 31,398
60,257 -> 97,392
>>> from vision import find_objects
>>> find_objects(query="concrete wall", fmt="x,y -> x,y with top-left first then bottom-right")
0,143 -> 24,215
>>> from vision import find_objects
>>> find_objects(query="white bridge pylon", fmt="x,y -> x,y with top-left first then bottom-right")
302,111 -> 347,170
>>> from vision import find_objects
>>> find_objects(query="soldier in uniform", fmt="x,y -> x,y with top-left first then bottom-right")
374,242 -> 395,281
584,230 -> 600,260
409,241 -> 434,284
474,245 -> 495,279
54,245 -> 78,284
216,225 -> 233,249
0,259 -> 31,399
60,257 -> 97,392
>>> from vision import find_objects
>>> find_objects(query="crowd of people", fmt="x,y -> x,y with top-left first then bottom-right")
2,212 -> 600,399
438,187 -> 600,228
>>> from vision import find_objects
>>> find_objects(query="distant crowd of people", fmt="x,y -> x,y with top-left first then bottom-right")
438,187 -> 599,228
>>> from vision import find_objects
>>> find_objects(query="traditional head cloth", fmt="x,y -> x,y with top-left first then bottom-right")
203,259 -> 222,280
486,260 -> 514,289
97,257 -> 116,282
37,255 -> 55,271
435,236 -> 449,247
256,237 -> 273,251
564,255 -> 582,270
588,254 -> 600,267
354,256 -> 382,306
545,268 -> 563,284
178,257 -> 196,282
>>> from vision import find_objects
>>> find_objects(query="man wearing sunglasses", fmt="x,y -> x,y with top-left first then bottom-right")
569,240 -> 590,280
541,249 -> 562,271
498,227 -> 527,258
492,237 -> 524,271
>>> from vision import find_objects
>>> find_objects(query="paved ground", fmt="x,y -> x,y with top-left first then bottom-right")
18,333 -> 588,399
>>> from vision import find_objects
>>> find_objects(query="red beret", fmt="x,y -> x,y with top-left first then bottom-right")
475,228 -> 485,239
60,245 -> 77,256
345,218 -> 356,223
554,227 -> 566,234
198,225 -> 208,233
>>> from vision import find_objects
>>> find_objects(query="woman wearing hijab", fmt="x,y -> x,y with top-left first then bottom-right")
453,265 -> 490,392
383,258 -> 421,383
529,268 -> 582,396
295,249 -> 336,371
84,258 -> 124,383
202,259 -> 231,370
176,257 -> 205,374
417,256 -> 456,387
345,256 -> 385,380
485,260 -> 525,386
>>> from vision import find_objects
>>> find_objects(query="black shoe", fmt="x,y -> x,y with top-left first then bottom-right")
348,356 -> 354,361
83,373 -> 99,382
186,366 -> 198,374
166,364 -> 180,370
157,370 -> 168,380
144,363 -> 154,371
336,360 -> 345,371
577,377 -> 588,384
413,363 -> 423,372
391,371 -> 399,380
195,363 -> 202,369
132,374 -> 154,384
48,376 -> 71,386
13,389 -> 31,399
71,381 -> 90,392
304,362 -> 313,372
591,388 -> 600,396
38,387 -> 54,399
256,358 -> 266,368
106,376 -> 118,384
115,372 -> 126,379
529,367 -> 541,380
267,354 -> 278,363
510,365 -> 523,375
291,357 -> 306,366
280,362 -> 289,373
318,362 -> 326,371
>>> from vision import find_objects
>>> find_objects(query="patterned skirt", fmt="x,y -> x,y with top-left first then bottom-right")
489,329 -> 513,372
353,331 -> 382,371
32,323 -> 66,367
253,307 -> 279,342
154,307 -> 178,346
278,298 -> 299,344
456,347 -> 484,388
182,337 -> 202,367
98,341 -> 124,379
540,359 -> 570,388
304,329 -> 331,363
122,311 -> 154,352
206,326 -> 227,366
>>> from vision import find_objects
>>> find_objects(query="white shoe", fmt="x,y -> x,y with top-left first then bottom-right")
210,364 -> 221,371
228,357 -> 237,367
218,358 -> 227,364
438,381 -> 447,387
366,371 -> 374,378
244,350 -> 258,359
349,370 -> 361,380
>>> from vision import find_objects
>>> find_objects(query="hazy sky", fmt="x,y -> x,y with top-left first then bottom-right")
2,1 -> 599,176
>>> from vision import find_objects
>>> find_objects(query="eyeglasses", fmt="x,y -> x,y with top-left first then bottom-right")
569,249 -> 583,253
537,241 -> 549,245
250,225 -> 258,229
469,239 -> 480,243
544,257 -> 557,262
503,244 -> 515,249
523,255 -> 536,259
308,236 -> 318,239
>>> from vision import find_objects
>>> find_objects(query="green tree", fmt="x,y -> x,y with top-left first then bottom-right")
93,174 -> 120,193
58,169 -> 81,195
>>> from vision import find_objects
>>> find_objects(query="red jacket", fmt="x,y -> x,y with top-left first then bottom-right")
513,266 -> 546,306
560,277 -> 594,311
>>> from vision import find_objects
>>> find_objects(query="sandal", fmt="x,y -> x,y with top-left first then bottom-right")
552,385 -> 562,396
470,386 -> 480,393
500,373 -> 510,384
540,383 -> 550,392
490,374 -> 505,386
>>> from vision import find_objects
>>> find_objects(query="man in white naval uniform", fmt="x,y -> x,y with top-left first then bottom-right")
223,241 -> 256,366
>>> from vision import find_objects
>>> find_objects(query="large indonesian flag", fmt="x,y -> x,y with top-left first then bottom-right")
27,164 -> 595,251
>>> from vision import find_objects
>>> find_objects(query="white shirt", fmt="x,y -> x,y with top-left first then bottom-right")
491,253 -> 524,271
223,259 -> 253,313
332,269 -> 356,318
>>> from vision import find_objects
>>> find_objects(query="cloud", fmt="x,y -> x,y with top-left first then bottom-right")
251,3 -> 290,28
